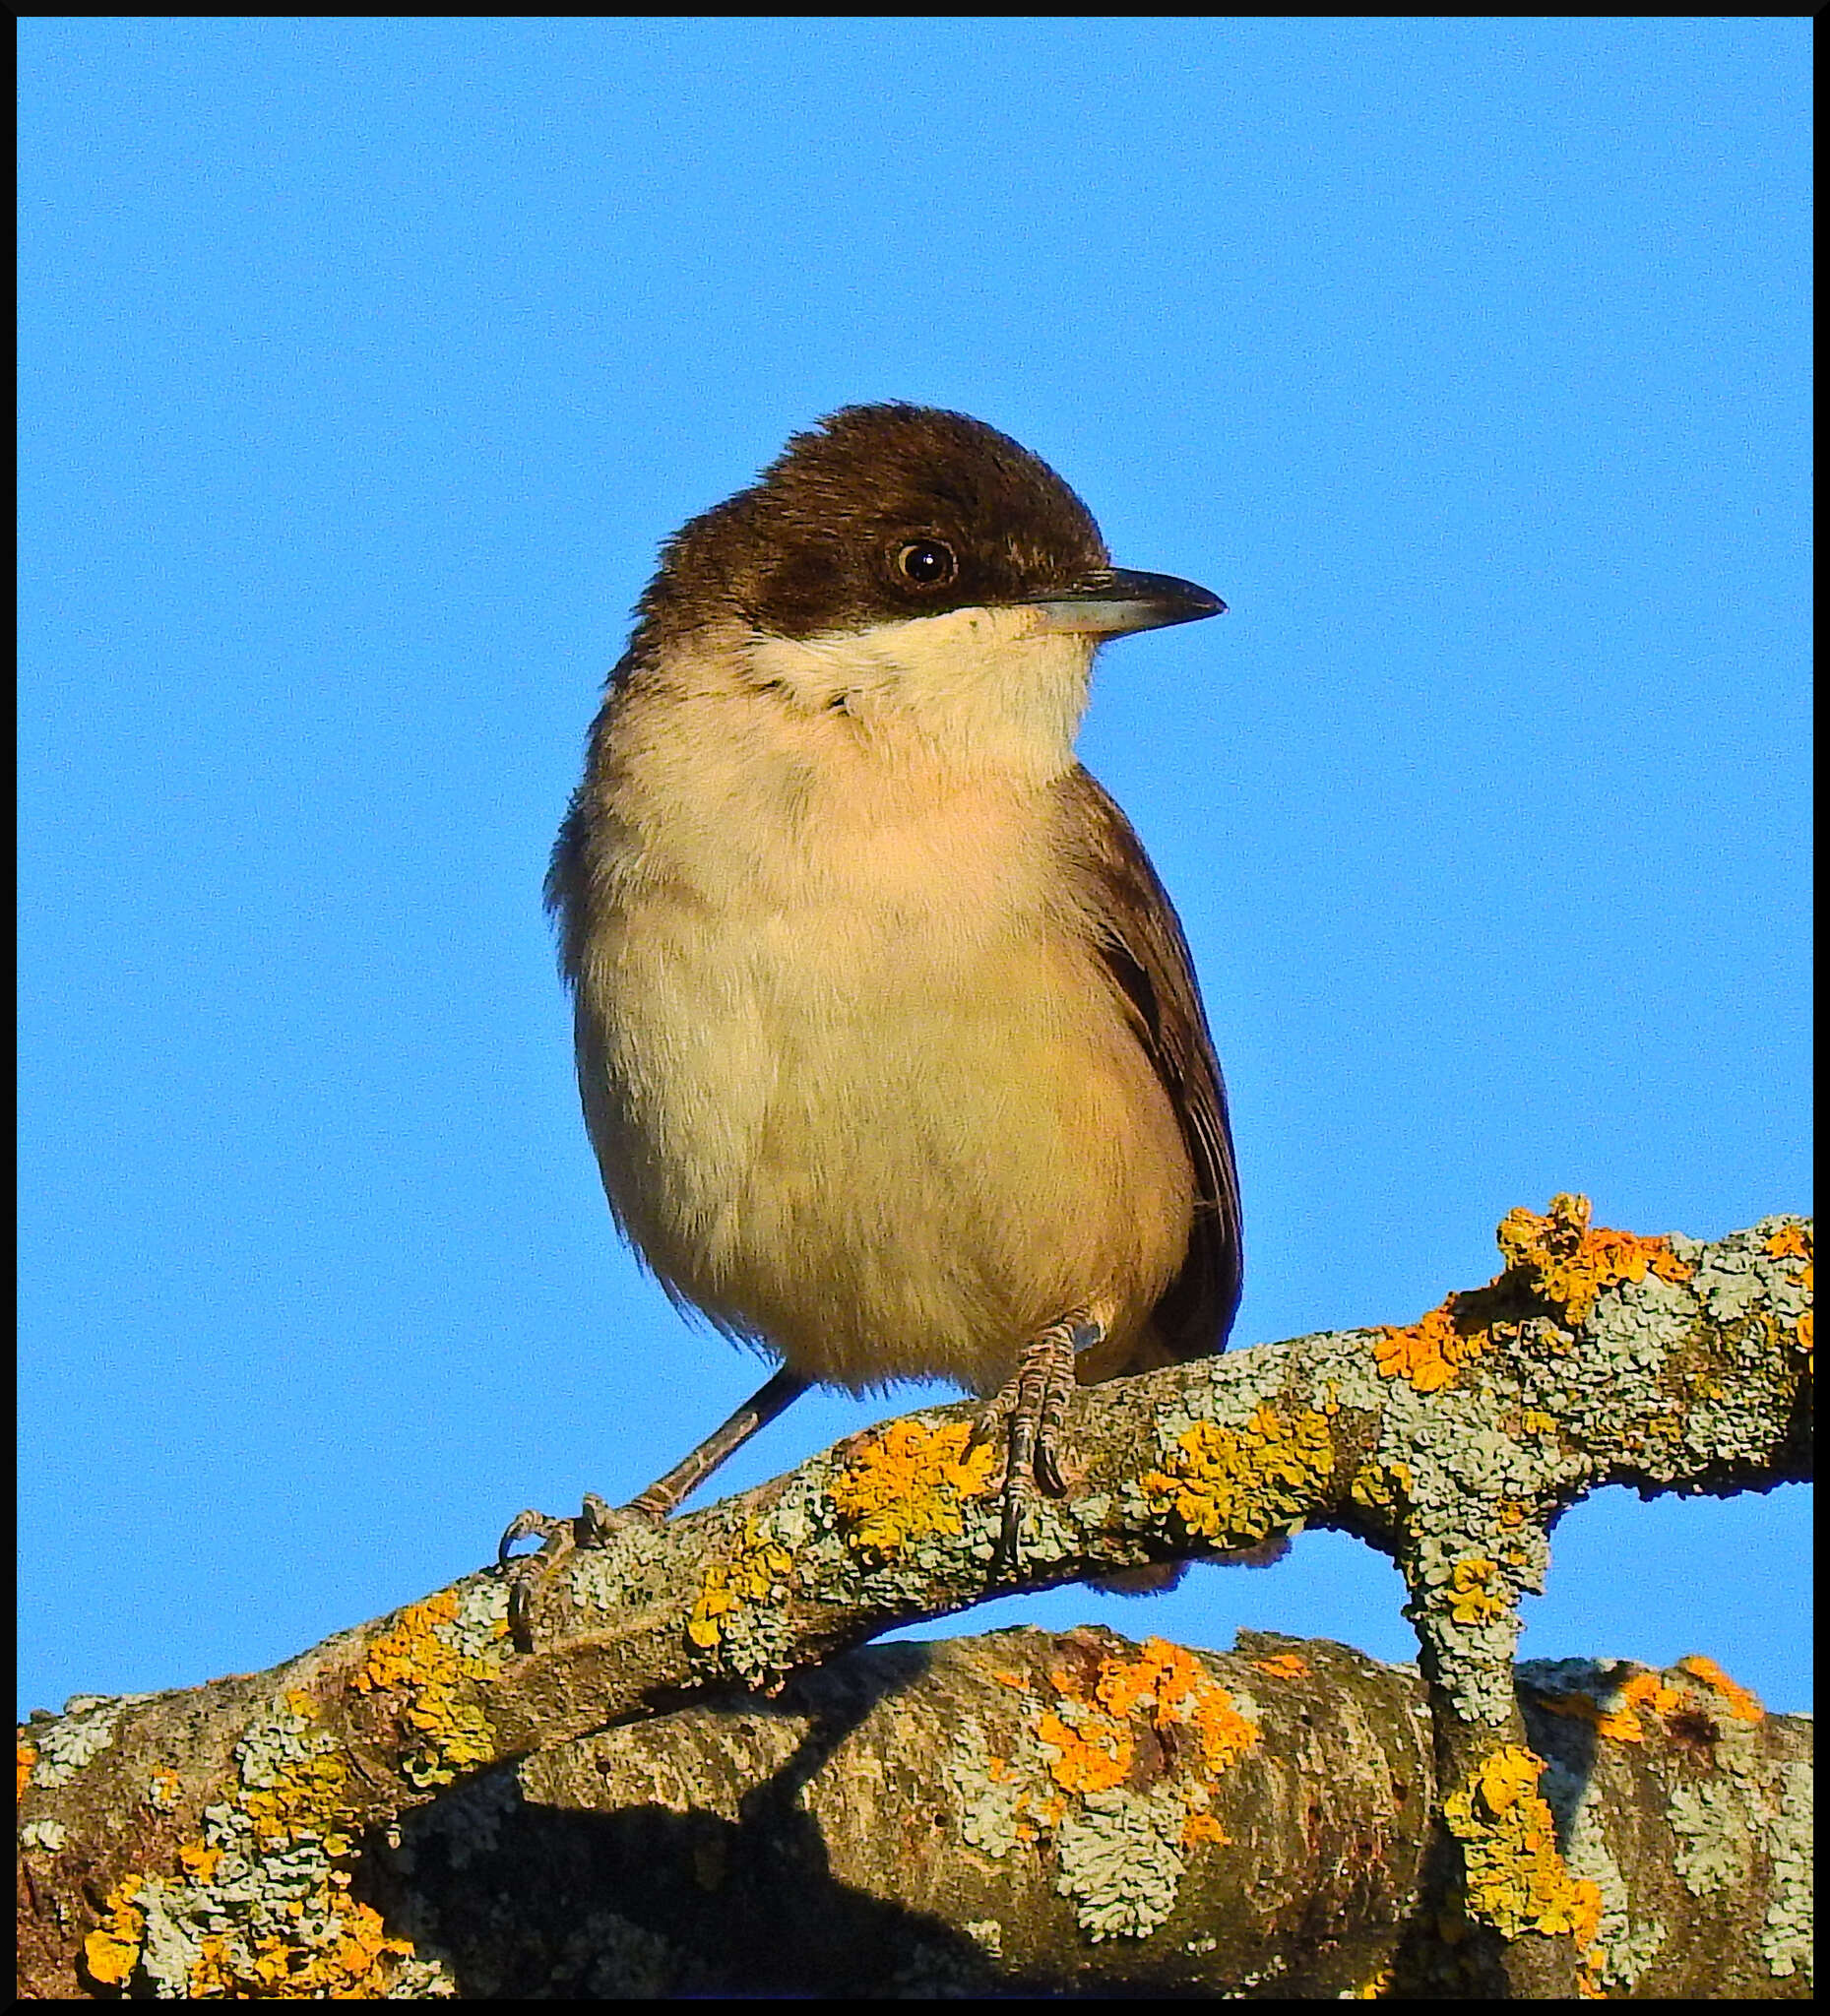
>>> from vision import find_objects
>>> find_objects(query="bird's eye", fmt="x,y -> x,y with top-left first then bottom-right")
893,539 -> 958,590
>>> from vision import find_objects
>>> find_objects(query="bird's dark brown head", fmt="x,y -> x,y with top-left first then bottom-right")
637,404 -> 1113,645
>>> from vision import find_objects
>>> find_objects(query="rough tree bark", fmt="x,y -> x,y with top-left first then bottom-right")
17,1200 -> 1813,1999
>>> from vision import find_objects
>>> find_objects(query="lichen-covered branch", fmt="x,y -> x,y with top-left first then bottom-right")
158,1633 -> 1798,2000
17,1205 -> 1811,1997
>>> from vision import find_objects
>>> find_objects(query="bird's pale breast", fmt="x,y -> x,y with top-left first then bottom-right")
572,687 -> 1193,1394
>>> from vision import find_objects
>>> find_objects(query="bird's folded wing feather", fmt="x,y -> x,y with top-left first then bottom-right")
1055,763 -> 1243,1360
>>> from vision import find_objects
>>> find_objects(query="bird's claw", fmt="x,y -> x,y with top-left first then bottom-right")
497,1492 -> 653,1649
976,1310 -> 1098,1577
497,1506 -> 565,1565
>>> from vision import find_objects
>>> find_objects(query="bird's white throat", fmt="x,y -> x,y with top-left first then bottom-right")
745,603 -> 1097,786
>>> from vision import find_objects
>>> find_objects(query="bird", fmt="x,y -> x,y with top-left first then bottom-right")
501,403 -> 1240,1633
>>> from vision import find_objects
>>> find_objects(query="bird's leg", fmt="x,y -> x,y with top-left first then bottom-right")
497,1365 -> 810,1648
974,1307 -> 1104,1575
622,1365 -> 814,1522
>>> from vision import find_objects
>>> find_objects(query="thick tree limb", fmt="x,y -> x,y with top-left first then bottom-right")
350,1633 -> 1812,1998
17,1205 -> 1812,1997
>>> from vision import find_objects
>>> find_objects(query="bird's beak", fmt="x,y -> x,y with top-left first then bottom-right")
1025,567 -> 1227,637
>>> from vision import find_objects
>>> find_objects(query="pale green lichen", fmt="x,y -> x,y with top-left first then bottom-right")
1053,1785 -> 1190,1941
1759,1759 -> 1812,1981
1536,1746 -> 1667,1993
391,1763 -> 522,1874
946,1636 -> 1258,1946
30,1692 -> 144,1787
1385,1383 -> 1543,1727
1532,1656 -> 1806,1988
1691,1222 -> 1797,1325
1669,1779 -> 1752,1896
542,1508 -> 680,1632
884,1935 -> 999,1996
83,1686 -> 456,1998
1338,1204 -> 1808,1730
951,1719 -> 1029,1861
963,1918 -> 1004,1959
550,1909 -> 680,1997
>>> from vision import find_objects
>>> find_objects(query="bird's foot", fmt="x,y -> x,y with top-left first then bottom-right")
974,1308 -> 1104,1575
495,1368 -> 814,1649
496,1492 -> 661,1651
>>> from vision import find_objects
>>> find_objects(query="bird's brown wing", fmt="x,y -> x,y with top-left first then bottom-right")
1056,763 -> 1242,1359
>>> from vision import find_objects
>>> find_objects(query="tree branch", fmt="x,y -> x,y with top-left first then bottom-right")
17,1204 -> 1811,1997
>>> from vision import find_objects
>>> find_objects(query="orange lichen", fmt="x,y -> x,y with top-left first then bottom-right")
82,1875 -> 145,1989
1444,1745 -> 1604,1949
1675,1655 -> 1765,1724
350,1592 -> 496,1789
1762,1223 -> 1813,1369
1604,1670 -> 1677,1738
1375,1300 -> 1483,1392
1104,1639 -> 1255,1778
1377,1196 -> 1696,1390
971,1640 -> 1260,1940
1557,1670 -> 1679,1743
170,1749 -> 418,1999
1142,1405 -> 1334,1544
1187,1690 -> 1258,1783
1495,1193 -> 1692,1327
1038,1707 -> 1132,1793
1348,1458 -> 1413,1522
17,1741 -> 35,1804
687,1518 -> 794,1648
186,1900 -> 413,2000
1472,1745 -> 1540,1813
239,1749 -> 348,1849
187,1937 -> 237,1997
829,1418 -> 995,1560
1446,1558 -> 1508,1628
68,1659 -> 439,1994
1536,1659 -> 1764,1746
1252,1653 -> 1310,1680
1037,1635 -> 1257,1811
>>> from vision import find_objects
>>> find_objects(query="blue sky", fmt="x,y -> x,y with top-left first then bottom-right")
19,18 -> 1810,1721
